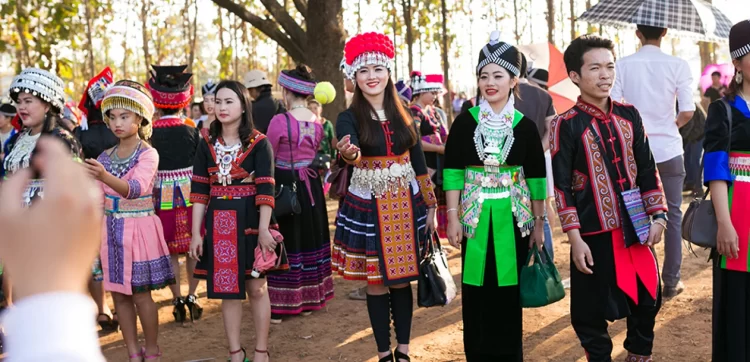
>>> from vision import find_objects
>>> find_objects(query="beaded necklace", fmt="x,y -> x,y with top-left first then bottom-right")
473,95 -> 516,173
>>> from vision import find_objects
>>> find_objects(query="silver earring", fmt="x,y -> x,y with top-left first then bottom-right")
736,71 -> 743,84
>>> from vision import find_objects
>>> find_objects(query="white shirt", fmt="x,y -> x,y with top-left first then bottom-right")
611,45 -> 695,163
3,293 -> 105,361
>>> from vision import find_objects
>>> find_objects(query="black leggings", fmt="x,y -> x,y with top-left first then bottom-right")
366,286 -> 414,353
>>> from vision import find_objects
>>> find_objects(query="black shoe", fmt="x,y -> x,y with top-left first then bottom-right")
185,294 -> 203,321
378,353 -> 394,362
172,297 -> 186,322
394,349 -> 411,362
663,281 -> 685,299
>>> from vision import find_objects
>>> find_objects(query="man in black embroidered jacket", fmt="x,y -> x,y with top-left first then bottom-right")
550,35 -> 668,362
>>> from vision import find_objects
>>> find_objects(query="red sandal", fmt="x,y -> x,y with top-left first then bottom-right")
228,347 -> 249,362
255,348 -> 271,361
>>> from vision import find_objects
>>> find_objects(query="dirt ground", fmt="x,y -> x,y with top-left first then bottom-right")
100,198 -> 714,362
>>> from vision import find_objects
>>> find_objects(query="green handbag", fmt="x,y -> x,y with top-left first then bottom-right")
520,247 -> 565,308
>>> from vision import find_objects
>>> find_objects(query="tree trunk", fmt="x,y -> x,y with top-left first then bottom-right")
141,0 -> 152,72
401,0 -> 414,72
546,0 -> 555,44
391,0 -> 398,79
441,0 -> 453,124
513,0 -> 520,44
306,0 -> 346,122
14,0 -> 31,67
83,0 -> 96,79
569,0 -> 576,41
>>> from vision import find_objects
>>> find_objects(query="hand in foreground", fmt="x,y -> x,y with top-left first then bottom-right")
84,158 -> 106,181
645,220 -> 665,247
425,207 -> 436,235
0,137 -> 102,301
446,214 -> 462,249
528,221 -> 544,251
717,220 -> 739,259
570,236 -> 594,275
258,228 -> 277,255
336,135 -> 360,160
189,234 -> 203,261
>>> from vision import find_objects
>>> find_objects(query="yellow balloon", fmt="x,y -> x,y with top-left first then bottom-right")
314,81 -> 336,105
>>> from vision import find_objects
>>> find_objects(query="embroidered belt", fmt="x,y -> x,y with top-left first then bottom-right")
104,195 -> 155,218
276,159 -> 318,205
351,153 -> 416,198
154,167 -> 192,209
729,152 -> 750,183
276,159 -> 313,170
460,166 -> 533,238
210,184 -> 257,199
155,166 -> 193,182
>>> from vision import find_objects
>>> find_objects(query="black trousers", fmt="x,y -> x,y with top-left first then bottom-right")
570,231 -> 662,362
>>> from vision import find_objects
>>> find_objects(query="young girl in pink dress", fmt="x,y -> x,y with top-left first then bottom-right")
85,80 -> 175,362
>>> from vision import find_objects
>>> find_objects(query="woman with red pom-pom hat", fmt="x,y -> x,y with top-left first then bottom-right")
333,32 -> 437,362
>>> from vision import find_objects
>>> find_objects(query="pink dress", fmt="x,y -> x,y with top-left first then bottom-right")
99,146 -> 176,295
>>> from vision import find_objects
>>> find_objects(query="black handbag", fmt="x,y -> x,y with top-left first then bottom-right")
417,231 -> 457,308
682,99 -> 733,248
311,152 -> 331,171
274,113 -> 302,217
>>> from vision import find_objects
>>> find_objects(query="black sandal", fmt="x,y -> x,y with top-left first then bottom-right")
185,294 -> 203,321
97,312 -> 118,331
172,297 -> 186,323
378,353 -> 394,362
394,349 -> 411,362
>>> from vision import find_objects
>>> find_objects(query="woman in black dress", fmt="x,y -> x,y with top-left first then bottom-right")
190,81 -> 277,362
443,31 -> 547,361
704,20 -> 750,362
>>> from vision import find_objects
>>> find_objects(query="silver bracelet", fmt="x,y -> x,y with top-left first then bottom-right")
447,208 -> 458,213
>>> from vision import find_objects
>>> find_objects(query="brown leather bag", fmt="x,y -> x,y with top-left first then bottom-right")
327,162 -> 349,200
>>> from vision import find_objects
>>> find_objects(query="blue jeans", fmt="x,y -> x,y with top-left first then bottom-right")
684,139 -> 703,189
543,217 -> 554,262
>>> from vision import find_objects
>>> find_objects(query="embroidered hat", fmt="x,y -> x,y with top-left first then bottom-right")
9,68 -> 66,113
78,67 -> 114,130
730,20 -> 750,59
395,79 -> 412,103
278,66 -> 317,96
202,80 -> 218,96
410,71 -> 444,95
344,32 -> 395,79
146,65 -> 194,110
0,103 -> 16,118
243,70 -> 272,89
102,80 -> 155,139
476,31 -> 522,77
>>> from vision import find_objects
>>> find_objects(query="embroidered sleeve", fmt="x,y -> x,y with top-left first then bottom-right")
416,174 -> 437,207
190,140 -> 211,205
550,116 -> 581,232
703,101 -> 733,185
126,148 -> 158,199
253,138 -> 275,208
630,108 -> 667,213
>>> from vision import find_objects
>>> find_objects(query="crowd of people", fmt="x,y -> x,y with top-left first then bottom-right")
0,18 -> 748,362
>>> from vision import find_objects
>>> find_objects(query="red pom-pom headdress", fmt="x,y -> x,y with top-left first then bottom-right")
343,32 -> 395,79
